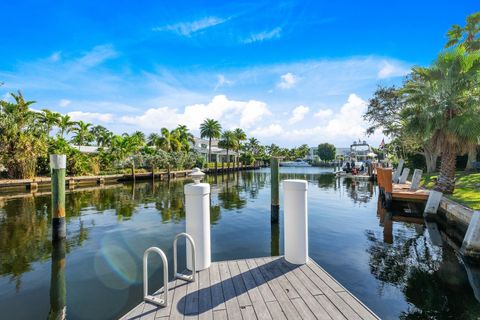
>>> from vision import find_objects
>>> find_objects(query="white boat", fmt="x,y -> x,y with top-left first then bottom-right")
280,159 -> 311,167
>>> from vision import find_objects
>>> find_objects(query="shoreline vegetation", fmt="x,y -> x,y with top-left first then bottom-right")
364,13 -> 480,199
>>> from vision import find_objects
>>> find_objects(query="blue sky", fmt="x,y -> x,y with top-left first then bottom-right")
0,1 -> 477,147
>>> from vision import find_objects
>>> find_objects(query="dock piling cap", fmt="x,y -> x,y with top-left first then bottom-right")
283,179 -> 308,191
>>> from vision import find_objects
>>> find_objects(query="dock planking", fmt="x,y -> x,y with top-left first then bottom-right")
120,256 -> 379,320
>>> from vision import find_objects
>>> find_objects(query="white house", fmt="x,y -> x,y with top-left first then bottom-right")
192,137 -> 239,163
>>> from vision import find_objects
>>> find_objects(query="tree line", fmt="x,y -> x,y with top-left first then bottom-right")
0,94 -> 313,179
364,12 -> 480,194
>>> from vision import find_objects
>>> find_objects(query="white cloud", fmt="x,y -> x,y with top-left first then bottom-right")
314,108 -> 333,119
68,111 -> 114,123
243,27 -> 282,44
214,74 -> 232,90
250,124 -> 284,138
251,94 -> 378,146
49,51 -> 61,62
289,105 -> 309,124
377,60 -> 410,79
58,99 -> 71,107
121,95 -> 271,131
277,72 -> 297,89
76,44 -> 118,68
153,17 -> 226,36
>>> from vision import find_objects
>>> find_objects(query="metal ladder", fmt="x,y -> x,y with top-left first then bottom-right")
143,233 -> 196,307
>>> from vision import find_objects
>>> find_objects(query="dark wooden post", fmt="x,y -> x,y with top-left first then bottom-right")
271,157 -> 280,223
50,155 -> 66,241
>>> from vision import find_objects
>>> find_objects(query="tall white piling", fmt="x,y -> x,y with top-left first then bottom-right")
184,168 -> 211,270
399,168 -> 410,184
461,211 -> 480,259
424,190 -> 443,215
284,179 -> 308,264
410,169 -> 423,191
393,159 -> 404,183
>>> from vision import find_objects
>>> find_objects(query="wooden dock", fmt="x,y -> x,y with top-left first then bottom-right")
121,256 -> 379,320
377,167 -> 429,203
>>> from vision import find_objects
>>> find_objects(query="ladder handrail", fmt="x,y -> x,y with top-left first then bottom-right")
173,232 -> 196,282
143,247 -> 168,307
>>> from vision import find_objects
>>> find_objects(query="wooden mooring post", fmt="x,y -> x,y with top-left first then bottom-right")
50,155 -> 66,241
271,157 -> 280,223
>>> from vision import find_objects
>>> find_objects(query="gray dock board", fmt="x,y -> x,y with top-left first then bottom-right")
265,301 -> 287,320
245,259 -> 275,303
209,262 -> 226,311
237,260 -> 272,320
120,256 -> 379,320
218,261 -> 242,320
198,268 -> 213,320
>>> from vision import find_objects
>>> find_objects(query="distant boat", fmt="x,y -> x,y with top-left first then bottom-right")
280,159 -> 311,167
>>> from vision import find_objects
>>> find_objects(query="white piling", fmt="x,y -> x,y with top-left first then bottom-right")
398,168 -> 410,184
410,169 -> 423,191
284,179 -> 308,264
424,190 -> 443,215
184,169 -> 211,270
392,159 -> 404,183
461,211 -> 480,259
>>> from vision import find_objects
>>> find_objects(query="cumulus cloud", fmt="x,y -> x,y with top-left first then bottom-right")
251,94 -> 376,146
68,111 -> 114,123
314,108 -> 333,119
153,17 -> 226,36
121,95 -> 271,131
289,105 -> 309,124
277,72 -> 297,89
243,27 -> 282,44
250,124 -> 284,138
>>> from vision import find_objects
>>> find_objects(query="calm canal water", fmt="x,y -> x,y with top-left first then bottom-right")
0,167 -> 479,319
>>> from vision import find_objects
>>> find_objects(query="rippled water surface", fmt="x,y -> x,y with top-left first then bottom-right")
0,167 -> 479,319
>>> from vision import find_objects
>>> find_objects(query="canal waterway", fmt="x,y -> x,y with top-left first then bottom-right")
0,167 -> 479,319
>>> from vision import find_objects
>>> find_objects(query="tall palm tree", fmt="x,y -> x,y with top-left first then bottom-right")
402,48 -> 480,193
218,130 -> 236,168
38,109 -> 61,135
232,128 -> 247,168
57,114 -> 75,139
72,120 -> 92,148
200,119 -> 222,165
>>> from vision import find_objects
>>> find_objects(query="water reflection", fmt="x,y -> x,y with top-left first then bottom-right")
369,199 -> 480,319
49,239 -> 66,320
1,168 -> 480,319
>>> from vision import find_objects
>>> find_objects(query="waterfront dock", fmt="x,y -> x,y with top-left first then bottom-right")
121,256 -> 379,320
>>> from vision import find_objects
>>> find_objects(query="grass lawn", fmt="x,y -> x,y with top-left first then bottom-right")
421,172 -> 480,210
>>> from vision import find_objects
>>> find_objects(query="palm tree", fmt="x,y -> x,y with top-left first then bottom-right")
402,48 -> 480,193
172,125 -> 194,152
158,128 -> 182,152
0,91 -> 47,178
57,114 -> 75,139
232,128 -> 247,168
147,133 -> 161,149
72,120 -> 92,148
218,130 -> 236,168
200,119 -> 222,165
38,109 -> 61,135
